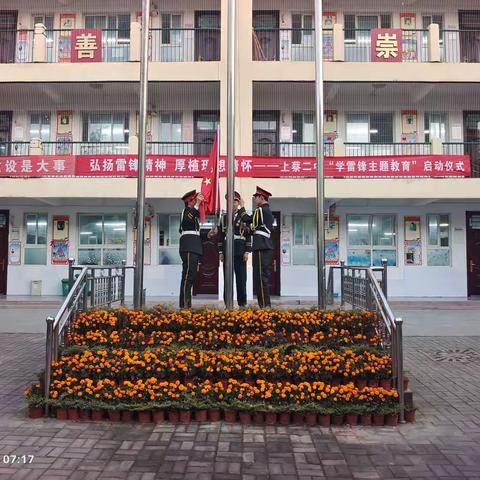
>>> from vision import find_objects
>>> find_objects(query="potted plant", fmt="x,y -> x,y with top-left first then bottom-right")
278,410 -> 291,425
331,406 -> 347,426
345,405 -> 364,426
24,384 -> 45,419
264,405 -> 278,426
382,405 -> 400,426
90,401 -> 105,421
135,406 -> 153,424
405,406 -> 417,423
107,405 -> 122,422
372,408 -> 385,426
168,408 -> 180,423
317,407 -> 334,428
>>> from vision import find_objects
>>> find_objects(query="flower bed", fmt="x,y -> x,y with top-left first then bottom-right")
26,308 -> 403,425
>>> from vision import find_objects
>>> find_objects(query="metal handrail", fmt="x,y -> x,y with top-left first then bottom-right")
44,258 -> 133,412
327,260 -> 405,422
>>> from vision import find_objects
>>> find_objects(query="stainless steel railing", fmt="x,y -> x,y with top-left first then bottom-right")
44,258 -> 133,411
327,260 -> 405,423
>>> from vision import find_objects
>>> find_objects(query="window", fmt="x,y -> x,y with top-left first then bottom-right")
292,215 -> 316,265
427,214 -> 450,266
347,214 -> 397,266
85,14 -> 130,40
424,112 -> 448,142
83,113 -> 129,143
161,14 -> 182,44
292,14 -> 313,44
158,214 -> 182,265
25,213 -> 48,265
30,112 -> 51,142
422,15 -> 443,32
160,112 -> 183,142
344,14 -> 391,41
292,112 -> 315,143
78,214 -> 127,265
253,111 -> 278,131
346,113 -> 393,143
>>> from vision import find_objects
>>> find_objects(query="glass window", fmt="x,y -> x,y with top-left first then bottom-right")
292,215 -> 316,265
158,213 -> 181,265
346,113 -> 393,143
424,112 -> 448,143
78,214 -> 126,265
84,113 -> 129,143
347,214 -> 396,266
427,214 -> 450,266
253,112 -> 278,131
160,112 -> 183,142
293,112 -> 315,144
346,114 -> 369,143
292,14 -> 313,45
24,213 -> 48,265
161,14 -> 182,44
196,112 -> 219,131
30,112 -> 51,142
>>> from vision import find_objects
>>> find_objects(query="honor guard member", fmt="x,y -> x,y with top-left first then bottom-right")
179,190 -> 204,309
239,186 -> 273,308
216,191 -> 252,307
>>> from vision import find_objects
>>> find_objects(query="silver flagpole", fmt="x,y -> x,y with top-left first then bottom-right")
225,0 -> 236,309
133,0 -> 151,308
314,0 -> 326,309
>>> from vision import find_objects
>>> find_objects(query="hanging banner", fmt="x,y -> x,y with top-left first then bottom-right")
371,28 -> 403,62
59,14 -> 76,62
404,216 -> 422,265
71,29 -> 102,63
133,217 -> 152,266
0,156 -> 76,176
51,216 -> 70,265
401,13 -> 417,62
325,215 -> 339,265
56,111 -> 73,154
323,12 -> 337,60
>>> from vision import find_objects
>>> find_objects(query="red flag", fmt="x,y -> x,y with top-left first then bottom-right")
199,133 -> 220,222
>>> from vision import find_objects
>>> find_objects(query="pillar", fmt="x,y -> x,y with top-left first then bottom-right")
129,135 -> 139,154
431,137 -> 443,155
333,24 -> 345,62
333,138 -> 346,156
428,23 -> 441,63
130,21 -> 141,62
33,23 -> 47,63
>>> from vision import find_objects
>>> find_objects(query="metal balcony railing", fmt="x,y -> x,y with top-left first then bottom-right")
147,141 -> 215,155
0,29 -> 34,63
0,141 -> 30,156
344,142 -> 431,156
252,142 -> 334,157
442,30 -> 480,63
42,141 -> 129,155
443,142 -> 480,177
149,28 -> 221,62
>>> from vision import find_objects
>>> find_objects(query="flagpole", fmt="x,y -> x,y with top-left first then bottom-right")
133,0 -> 151,309
314,0 -> 326,309
225,0 -> 236,309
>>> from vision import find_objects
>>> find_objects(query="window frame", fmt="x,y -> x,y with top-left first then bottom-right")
161,13 -> 183,45
24,213 -> 48,265
292,214 -> 316,265
291,13 -> 314,45
426,213 -> 451,266
82,112 -> 130,143
158,213 -> 182,265
29,111 -> 52,142
424,112 -> 449,143
345,112 -> 394,144
344,13 -> 392,42
84,14 -> 131,43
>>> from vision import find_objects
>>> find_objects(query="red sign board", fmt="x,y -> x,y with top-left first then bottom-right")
0,154 -> 471,178
371,28 -> 403,62
71,29 -> 102,63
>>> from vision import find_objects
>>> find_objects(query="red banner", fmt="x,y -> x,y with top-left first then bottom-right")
0,154 -> 471,178
71,29 -> 102,63
372,28 -> 403,62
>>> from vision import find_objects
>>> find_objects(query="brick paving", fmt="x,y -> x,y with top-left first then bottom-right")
0,333 -> 479,479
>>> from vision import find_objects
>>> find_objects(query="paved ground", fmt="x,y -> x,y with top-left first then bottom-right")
0,326 -> 480,478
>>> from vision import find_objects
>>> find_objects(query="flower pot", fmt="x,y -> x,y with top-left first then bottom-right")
361,414 -> 372,426
253,412 -> 265,425
318,414 -> 331,427
385,414 -> 398,427
380,379 -> 392,390
79,409 -> 91,421
28,407 -> 44,419
179,410 -> 192,423
208,408 -> 221,422
331,414 -> 344,426
108,410 -> 121,422
346,413 -> 358,426
91,410 -> 104,421
239,411 -> 251,425
305,413 -> 317,426
367,379 -> 379,387
292,413 -> 304,425
67,408 -> 79,421
279,412 -> 290,425
153,410 -> 166,423
195,409 -> 207,422
56,408 -> 68,420
373,413 -> 384,426
356,379 -> 368,389
224,410 -> 237,423
168,409 -> 179,423
121,410 -> 133,422
405,410 -> 416,423
138,411 -> 152,423
265,412 -> 277,425
331,378 -> 341,387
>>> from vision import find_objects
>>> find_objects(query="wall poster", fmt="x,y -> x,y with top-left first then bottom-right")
56,111 -> 73,154
325,215 -> 339,264
404,216 -> 422,265
51,216 -> 70,265
324,110 -> 338,143
133,217 -> 152,266
9,241 -> 21,265
401,13 -> 417,61
59,14 -> 76,62
401,110 -> 418,144
323,12 -> 337,60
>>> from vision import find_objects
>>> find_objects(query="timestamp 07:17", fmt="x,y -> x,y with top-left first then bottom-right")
3,455 -> 35,464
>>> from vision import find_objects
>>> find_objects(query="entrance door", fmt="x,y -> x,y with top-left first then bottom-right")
459,11 -> 480,63
253,211 -> 281,298
194,110 -> 219,155
0,211 -> 9,295
463,111 -> 480,177
0,111 -> 12,156
467,212 -> 480,297
253,11 -> 279,61
0,11 -> 17,63
193,228 -> 219,295
195,11 -> 220,61
253,111 -> 279,156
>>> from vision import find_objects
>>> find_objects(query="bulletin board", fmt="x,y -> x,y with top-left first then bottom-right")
325,215 -> 339,265
51,215 -> 70,265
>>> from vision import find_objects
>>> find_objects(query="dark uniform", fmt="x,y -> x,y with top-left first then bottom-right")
179,190 -> 203,309
217,200 -> 252,307
238,186 -> 273,308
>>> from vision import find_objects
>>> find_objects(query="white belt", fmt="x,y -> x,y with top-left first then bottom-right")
181,231 -> 200,236
254,231 -> 271,238
234,235 -> 246,240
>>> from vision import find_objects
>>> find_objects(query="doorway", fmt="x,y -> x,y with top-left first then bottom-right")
193,227 -> 219,296
195,11 -> 221,61
0,11 -> 17,64
463,111 -> 480,177
253,11 -> 279,61
0,111 -> 12,156
0,210 -> 9,295
466,212 -> 480,297
459,11 -> 480,63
